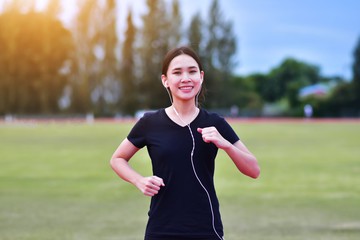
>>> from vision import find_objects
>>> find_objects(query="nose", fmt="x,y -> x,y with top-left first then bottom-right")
181,72 -> 191,82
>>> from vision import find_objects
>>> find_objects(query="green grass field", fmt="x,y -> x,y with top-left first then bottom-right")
0,120 -> 359,240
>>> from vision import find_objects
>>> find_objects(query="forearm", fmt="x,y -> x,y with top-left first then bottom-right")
110,139 -> 164,196
223,142 -> 260,179
110,157 -> 143,186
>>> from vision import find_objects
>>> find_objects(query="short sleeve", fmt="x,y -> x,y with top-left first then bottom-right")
215,116 -> 239,144
127,114 -> 149,148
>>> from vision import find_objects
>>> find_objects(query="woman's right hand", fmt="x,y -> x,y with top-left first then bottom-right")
135,176 -> 165,196
110,139 -> 165,196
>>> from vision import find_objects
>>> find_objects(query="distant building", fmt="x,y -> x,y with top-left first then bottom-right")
299,83 -> 332,98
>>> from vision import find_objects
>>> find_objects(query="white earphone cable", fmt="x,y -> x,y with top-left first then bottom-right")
166,87 -> 223,240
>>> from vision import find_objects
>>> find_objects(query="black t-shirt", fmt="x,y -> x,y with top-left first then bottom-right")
127,108 -> 239,239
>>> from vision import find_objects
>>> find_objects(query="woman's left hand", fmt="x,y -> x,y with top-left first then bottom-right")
197,127 -> 231,150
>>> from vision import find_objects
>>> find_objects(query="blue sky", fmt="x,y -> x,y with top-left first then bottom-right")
119,0 -> 360,80
182,0 -> 360,79
2,0 -> 359,80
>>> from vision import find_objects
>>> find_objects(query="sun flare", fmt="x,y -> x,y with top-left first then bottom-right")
35,0 -> 49,10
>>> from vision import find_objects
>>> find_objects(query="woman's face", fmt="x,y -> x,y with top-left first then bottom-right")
162,54 -> 203,102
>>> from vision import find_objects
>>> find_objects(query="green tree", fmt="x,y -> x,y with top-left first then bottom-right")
352,36 -> 360,112
320,36 -> 360,117
187,12 -> 207,106
267,58 -> 321,105
95,0 -> 119,115
326,83 -> 357,117
70,0 -> 119,115
70,0 -> 98,113
203,0 -> 237,108
119,9 -> 138,116
249,73 -> 276,102
230,75 -> 262,116
168,0 -> 182,49
187,12 -> 203,55
139,0 -> 181,109
0,9 -> 73,114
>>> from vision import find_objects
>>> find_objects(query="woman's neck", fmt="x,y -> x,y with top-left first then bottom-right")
166,99 -> 199,126
172,100 -> 197,116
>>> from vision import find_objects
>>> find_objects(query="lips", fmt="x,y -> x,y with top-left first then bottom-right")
179,86 -> 194,90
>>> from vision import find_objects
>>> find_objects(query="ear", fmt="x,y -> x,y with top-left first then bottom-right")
161,74 -> 168,88
200,71 -> 204,84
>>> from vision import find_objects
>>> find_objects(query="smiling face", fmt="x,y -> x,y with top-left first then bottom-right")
162,54 -> 203,103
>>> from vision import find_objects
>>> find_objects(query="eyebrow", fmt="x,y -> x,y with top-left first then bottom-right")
171,66 -> 198,71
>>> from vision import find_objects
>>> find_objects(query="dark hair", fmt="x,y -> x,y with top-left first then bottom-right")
162,46 -> 203,76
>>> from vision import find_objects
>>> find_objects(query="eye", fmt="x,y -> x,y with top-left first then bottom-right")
173,71 -> 181,75
188,67 -> 198,74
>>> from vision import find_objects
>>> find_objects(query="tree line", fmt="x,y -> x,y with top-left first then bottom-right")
0,0 -> 359,117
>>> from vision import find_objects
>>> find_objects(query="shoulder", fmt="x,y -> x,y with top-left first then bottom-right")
137,109 -> 165,122
200,108 -> 226,123
199,108 -> 234,131
128,109 -> 166,146
133,109 -> 168,132
200,109 -> 239,143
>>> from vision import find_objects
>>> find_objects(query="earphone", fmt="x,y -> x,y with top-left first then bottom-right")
165,86 -> 224,240
164,79 -> 202,107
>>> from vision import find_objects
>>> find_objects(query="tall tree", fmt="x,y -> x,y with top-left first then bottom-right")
70,0 -> 97,113
187,12 -> 207,106
45,0 -> 62,18
119,9 -> 138,116
70,0 -> 119,115
0,10 -> 73,114
139,0 -> 175,109
0,0 -> 35,13
168,0 -> 182,49
95,0 -> 119,115
203,0 -> 237,108
352,36 -> 360,111
327,35 -> 360,117
187,12 -> 203,58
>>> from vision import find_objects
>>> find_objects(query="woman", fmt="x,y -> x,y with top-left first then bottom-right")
110,46 -> 260,240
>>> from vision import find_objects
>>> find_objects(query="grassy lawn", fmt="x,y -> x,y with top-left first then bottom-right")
0,120 -> 359,240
